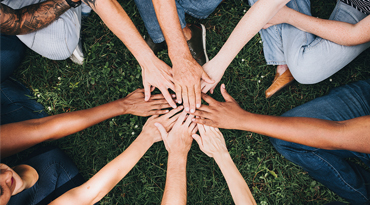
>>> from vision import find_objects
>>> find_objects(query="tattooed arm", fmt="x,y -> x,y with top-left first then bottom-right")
0,0 -> 72,35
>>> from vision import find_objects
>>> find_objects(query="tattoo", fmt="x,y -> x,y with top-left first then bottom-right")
0,0 -> 70,35
82,0 -> 96,10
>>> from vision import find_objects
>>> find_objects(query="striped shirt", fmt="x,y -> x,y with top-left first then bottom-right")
341,0 -> 370,15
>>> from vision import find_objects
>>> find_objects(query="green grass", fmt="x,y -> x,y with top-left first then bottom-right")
5,0 -> 370,204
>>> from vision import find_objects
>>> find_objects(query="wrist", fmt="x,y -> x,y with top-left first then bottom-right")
136,133 -> 155,148
213,151 -> 232,164
235,110 -> 253,130
135,49 -> 157,66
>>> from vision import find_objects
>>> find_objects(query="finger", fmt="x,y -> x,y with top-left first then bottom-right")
210,86 -> 215,94
184,114 -> 195,127
175,84 -> 182,104
191,125 -> 198,134
201,93 -> 218,105
144,83 -> 151,101
189,121 -> 197,131
166,81 -> 176,93
151,103 -> 173,110
193,108 -> 212,118
162,105 -> 183,119
191,134 -> 203,148
182,86 -> 190,113
193,118 -> 215,127
159,87 -> 177,108
195,82 -> 202,110
201,71 -> 215,84
149,109 -> 170,115
175,111 -> 188,127
154,122 -> 168,138
151,86 -> 156,92
220,84 -> 236,102
197,123 -> 206,136
188,86 -> 196,113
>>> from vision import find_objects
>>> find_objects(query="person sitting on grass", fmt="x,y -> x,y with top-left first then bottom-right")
200,0 -> 370,98
0,88 -> 179,204
193,83 -> 370,204
154,112 -> 257,205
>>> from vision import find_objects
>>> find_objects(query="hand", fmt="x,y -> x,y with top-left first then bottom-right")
121,89 -> 172,117
172,57 -> 214,113
141,57 -> 177,108
193,84 -> 248,130
200,60 -> 225,94
192,124 -> 228,158
155,111 -> 197,156
263,6 -> 290,29
140,106 -> 184,144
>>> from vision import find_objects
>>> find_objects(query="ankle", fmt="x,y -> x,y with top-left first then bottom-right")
183,25 -> 192,41
276,64 -> 289,75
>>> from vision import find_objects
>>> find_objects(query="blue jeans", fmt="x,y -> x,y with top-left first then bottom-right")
1,34 -> 47,125
270,79 -> 370,204
8,146 -> 85,205
134,0 -> 222,43
248,0 -> 370,84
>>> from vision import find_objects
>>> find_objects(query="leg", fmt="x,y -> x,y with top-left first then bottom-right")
1,78 -> 48,125
270,79 -> 370,204
282,0 -> 370,84
0,34 -> 26,83
1,0 -> 81,60
7,147 -> 85,205
176,0 -> 222,20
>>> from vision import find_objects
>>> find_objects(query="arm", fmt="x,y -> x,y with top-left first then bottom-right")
0,0 -> 73,35
49,107 -> 183,205
0,89 -> 171,158
201,0 -> 289,93
193,84 -> 370,154
152,0 -> 213,113
192,125 -> 256,205
155,111 -> 197,205
264,6 -> 370,46
82,0 -> 176,108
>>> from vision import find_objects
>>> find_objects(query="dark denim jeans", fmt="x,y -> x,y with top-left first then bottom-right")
270,79 -> 370,204
1,34 -> 47,125
8,147 -> 85,205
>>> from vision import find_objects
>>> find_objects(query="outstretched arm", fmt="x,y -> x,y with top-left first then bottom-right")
192,125 -> 256,205
155,111 -> 197,205
201,0 -> 289,93
0,0 -> 72,35
49,106 -> 184,205
193,84 -> 370,154
264,6 -> 370,46
0,89 -> 171,158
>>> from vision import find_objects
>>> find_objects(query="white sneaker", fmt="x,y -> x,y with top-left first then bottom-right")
70,40 -> 84,65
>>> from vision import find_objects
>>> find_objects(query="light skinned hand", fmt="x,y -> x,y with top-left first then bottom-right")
155,111 -> 197,156
140,106 -> 184,144
122,88 -> 173,117
172,57 -> 214,113
262,6 -> 290,29
192,124 -> 228,158
192,84 -> 248,130
200,60 -> 225,94
141,57 -> 177,108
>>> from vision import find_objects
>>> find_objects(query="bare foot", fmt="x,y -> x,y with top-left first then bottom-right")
276,64 -> 289,76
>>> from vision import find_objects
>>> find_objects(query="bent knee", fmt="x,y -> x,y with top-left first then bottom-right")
289,64 -> 329,85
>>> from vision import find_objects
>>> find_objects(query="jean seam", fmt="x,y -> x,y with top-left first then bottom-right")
312,151 -> 369,201
183,8 -> 209,19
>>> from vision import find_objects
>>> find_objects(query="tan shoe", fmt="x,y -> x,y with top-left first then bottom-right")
265,69 -> 294,98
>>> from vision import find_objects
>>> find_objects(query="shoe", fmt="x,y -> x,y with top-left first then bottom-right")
144,35 -> 167,54
265,69 -> 294,98
187,24 -> 209,66
69,40 -> 84,65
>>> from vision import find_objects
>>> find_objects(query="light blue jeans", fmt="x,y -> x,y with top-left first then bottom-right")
134,0 -> 222,43
270,79 -> 370,204
248,0 -> 370,84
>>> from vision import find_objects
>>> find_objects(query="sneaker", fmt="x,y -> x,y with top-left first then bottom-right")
69,40 -> 84,65
187,23 -> 208,66
144,35 -> 167,54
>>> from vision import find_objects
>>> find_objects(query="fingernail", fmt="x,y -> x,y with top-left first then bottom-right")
172,94 -> 176,98
178,101 -> 182,104
222,84 -> 225,89
173,105 -> 177,108
191,119 -> 195,121
185,107 -> 189,112
165,110 -> 169,112
190,109 -> 195,113
196,104 -> 200,108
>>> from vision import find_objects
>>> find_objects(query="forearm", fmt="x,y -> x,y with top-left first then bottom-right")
239,113 -> 370,153
211,0 -> 288,71
284,7 -> 370,46
50,134 -> 153,204
214,152 -> 256,205
0,99 -> 126,158
161,154 -> 187,205
0,0 -> 70,35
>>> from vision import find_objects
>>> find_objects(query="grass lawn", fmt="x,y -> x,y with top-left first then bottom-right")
5,0 -> 370,204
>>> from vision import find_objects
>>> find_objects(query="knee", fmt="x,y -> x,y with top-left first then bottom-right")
288,64 -> 326,84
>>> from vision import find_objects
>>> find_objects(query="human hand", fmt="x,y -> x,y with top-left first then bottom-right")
200,60 -> 225,94
172,57 -> 214,113
139,106 -> 184,144
193,84 -> 248,130
141,57 -> 177,108
121,88 -> 173,117
155,111 -> 197,156
263,6 -> 290,29
192,124 -> 228,158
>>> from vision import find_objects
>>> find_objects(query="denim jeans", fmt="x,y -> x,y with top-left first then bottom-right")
270,79 -> 370,204
248,0 -> 370,84
8,146 -> 85,205
134,0 -> 222,43
1,34 -> 47,125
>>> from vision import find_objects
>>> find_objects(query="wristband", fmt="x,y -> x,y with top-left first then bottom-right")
65,0 -> 81,8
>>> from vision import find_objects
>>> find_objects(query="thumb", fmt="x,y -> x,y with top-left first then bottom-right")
220,84 -> 235,102
154,122 -> 168,139
144,83 -> 152,101
202,71 -> 215,84
192,134 -> 203,148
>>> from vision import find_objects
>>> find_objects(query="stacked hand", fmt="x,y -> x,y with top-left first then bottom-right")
192,124 -> 228,158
